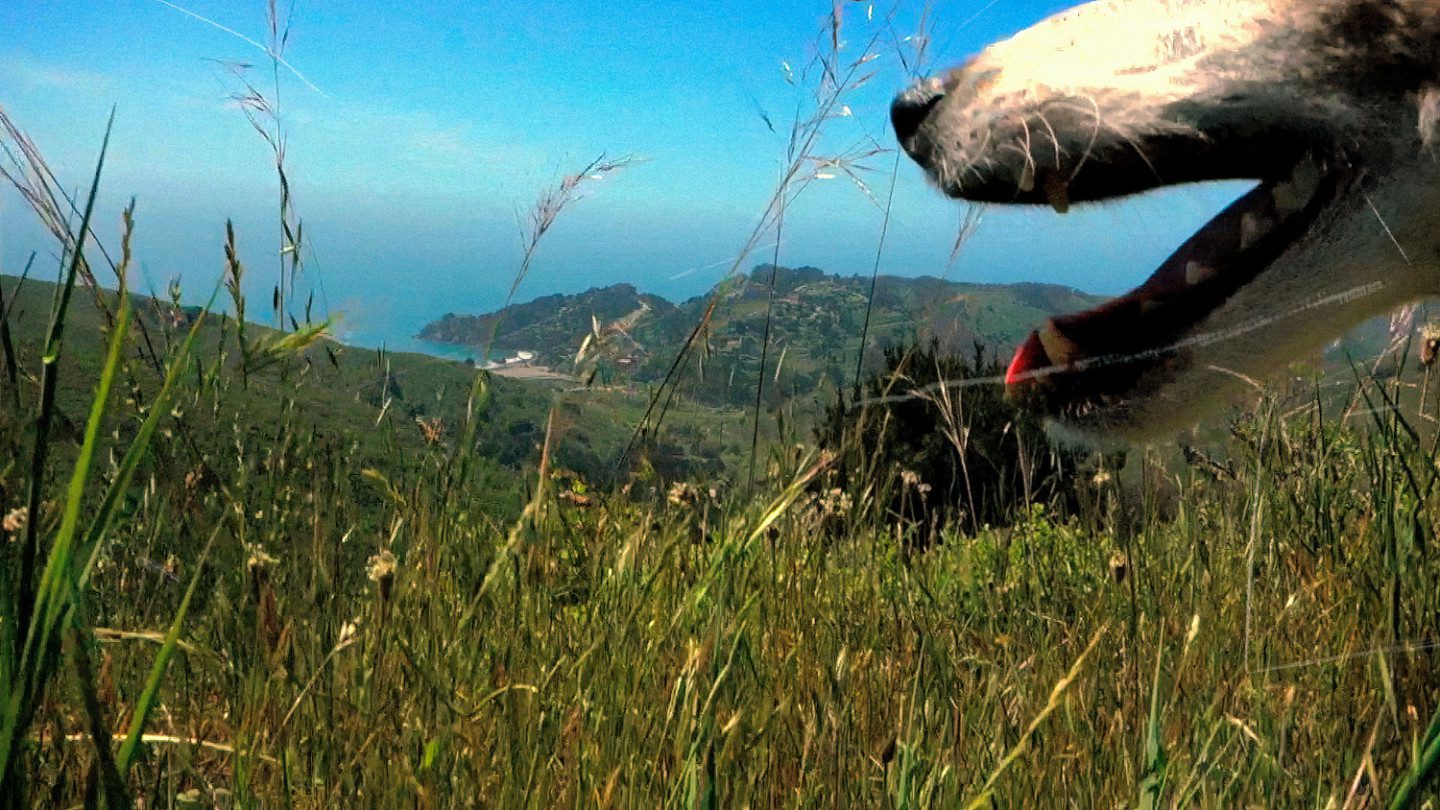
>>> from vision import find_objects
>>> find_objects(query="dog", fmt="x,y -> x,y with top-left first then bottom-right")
893,0 -> 1440,438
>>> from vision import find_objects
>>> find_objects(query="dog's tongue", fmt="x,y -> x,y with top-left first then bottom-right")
1005,317 -> 1089,389
1004,180 -> 1290,393
1006,330 -> 1050,386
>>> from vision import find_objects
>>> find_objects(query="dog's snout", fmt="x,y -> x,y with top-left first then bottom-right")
890,88 -> 944,143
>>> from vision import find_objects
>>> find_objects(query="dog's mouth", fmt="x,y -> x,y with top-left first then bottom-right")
1002,156 -> 1341,423
892,87 -> 1345,428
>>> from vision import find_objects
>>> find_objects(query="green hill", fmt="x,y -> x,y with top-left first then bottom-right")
419,265 -> 1109,405
418,283 -> 676,365
0,273 -> 737,494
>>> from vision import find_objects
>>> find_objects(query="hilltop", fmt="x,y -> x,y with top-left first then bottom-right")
419,283 -> 677,367
419,265 -> 1109,405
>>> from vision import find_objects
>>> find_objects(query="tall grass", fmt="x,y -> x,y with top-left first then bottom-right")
222,0 -> 307,331
1,6 -> 1438,808
5,203 -> 1439,803
628,3 -> 890,478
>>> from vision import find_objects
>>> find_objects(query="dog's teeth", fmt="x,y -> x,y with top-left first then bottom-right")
1272,157 -> 1321,216
1239,212 -> 1270,250
1042,170 -> 1071,214
1185,260 -> 1217,285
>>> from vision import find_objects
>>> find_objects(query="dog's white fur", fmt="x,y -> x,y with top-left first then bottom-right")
897,0 -> 1440,436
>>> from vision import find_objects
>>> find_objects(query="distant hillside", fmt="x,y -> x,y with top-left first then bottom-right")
0,274 -> 739,490
419,265 -> 1109,406
419,283 -> 676,364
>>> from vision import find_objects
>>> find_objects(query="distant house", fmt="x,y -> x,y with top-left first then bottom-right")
516,351 -> 536,362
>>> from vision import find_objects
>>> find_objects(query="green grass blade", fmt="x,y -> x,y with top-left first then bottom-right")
53,275 -> 133,810
1138,641 -> 1169,810
2,263 -> 129,801
77,288 -> 216,589
963,626 -> 1107,810
0,252 -> 34,409
1389,707 -> 1440,810
34,266 -> 132,807
116,526 -> 220,774
67,621 -> 129,808
2,207 -> 213,801
31,216 -> 130,689
0,111 -> 113,795
12,108 -> 113,660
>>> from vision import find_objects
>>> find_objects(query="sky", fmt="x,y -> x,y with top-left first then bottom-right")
0,0 -> 1248,353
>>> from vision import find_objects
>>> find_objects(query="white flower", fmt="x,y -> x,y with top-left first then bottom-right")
2,508 -> 25,537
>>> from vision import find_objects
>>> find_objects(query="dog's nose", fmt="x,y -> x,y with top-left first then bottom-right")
891,88 -> 943,142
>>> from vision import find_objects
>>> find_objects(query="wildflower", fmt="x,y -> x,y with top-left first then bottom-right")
667,482 -> 700,507
1422,321 -> 1440,367
417,416 -> 444,445
367,549 -> 397,601
2,507 -> 25,538
247,547 -> 278,574
1109,550 -> 1129,583
818,488 -> 852,516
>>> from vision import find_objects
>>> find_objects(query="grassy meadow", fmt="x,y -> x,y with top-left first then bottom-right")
2,8 -> 1440,807
4,254 -> 1440,806
3,203 -> 1440,809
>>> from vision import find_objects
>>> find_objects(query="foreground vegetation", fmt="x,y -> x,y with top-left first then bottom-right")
4,246 -> 1440,805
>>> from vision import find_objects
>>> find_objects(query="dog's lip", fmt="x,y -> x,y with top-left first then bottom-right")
1005,331 -> 1049,386
897,80 -> 1324,210
889,74 -> 1345,423
1004,157 -> 1340,412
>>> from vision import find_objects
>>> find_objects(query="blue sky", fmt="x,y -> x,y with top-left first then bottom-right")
0,0 -> 1246,352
